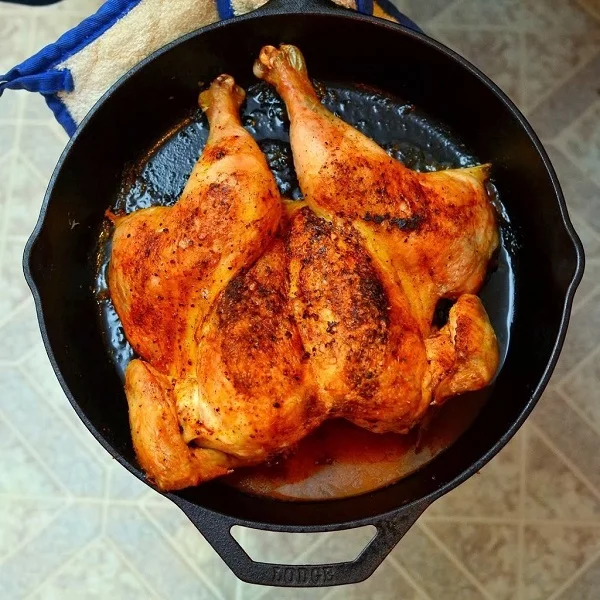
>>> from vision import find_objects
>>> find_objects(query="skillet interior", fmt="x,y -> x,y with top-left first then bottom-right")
25,12 -> 583,527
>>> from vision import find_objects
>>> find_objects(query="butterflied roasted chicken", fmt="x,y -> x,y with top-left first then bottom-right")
108,47 -> 499,491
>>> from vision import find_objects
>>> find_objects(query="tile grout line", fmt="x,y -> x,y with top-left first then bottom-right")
552,342 -> 600,390
554,386 -> 600,441
387,554 -> 435,600
103,536 -> 164,600
0,410 -> 72,497
517,426 -> 528,600
530,423 -> 600,505
552,96 -> 600,163
572,282 -> 600,313
0,500 -> 70,568
17,360 -> 112,471
19,152 -> 61,191
22,535 -> 99,600
425,0 -> 466,28
417,521 -> 496,600
525,44 -> 600,115
141,503 -> 229,600
546,543 -> 600,600
0,296 -> 34,333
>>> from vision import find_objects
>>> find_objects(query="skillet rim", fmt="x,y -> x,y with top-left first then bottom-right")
22,8 -> 585,531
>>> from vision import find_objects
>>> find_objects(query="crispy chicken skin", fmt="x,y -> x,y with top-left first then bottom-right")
109,49 -> 500,491
255,45 -> 499,413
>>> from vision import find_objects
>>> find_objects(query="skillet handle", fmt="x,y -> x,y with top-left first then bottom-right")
254,0 -> 424,33
174,499 -> 426,587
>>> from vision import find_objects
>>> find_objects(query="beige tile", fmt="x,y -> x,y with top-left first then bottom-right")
523,524 -> 600,600
106,462 -> 149,502
577,0 -> 600,21
18,123 -> 67,183
0,89 -> 21,120
429,29 -> 522,105
0,365 -> 107,497
391,524 -> 486,599
0,497 -> 64,561
571,215 -> 600,259
31,11 -> 97,56
569,218 -> 600,309
0,124 -> 17,162
557,555 -> 600,600
545,145 -> 600,236
0,503 -> 102,599
572,260 -> 600,313
141,503 -> 238,600
0,299 -> 41,364
322,558 -> 426,600
23,91 -> 55,121
528,54 -> 600,140
525,430 -> 600,520
0,414 -> 64,497
0,235 -> 31,315
558,100 -> 600,187
549,287 -> 600,382
3,154 -> 48,238
427,430 -> 522,517
30,537 -> 151,600
560,352 -> 600,434
426,522 -> 518,600
431,0 -> 525,27
531,389 -> 600,492
523,33 -> 600,111
390,0 -> 458,25
521,0 -> 600,33
0,15 -> 31,74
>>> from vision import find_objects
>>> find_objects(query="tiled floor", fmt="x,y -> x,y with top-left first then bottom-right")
0,0 -> 599,598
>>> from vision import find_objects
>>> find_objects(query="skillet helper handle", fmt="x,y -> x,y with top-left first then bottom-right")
255,0 -> 424,33
176,501 -> 426,587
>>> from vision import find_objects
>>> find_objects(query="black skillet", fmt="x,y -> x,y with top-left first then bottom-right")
23,0 -> 584,588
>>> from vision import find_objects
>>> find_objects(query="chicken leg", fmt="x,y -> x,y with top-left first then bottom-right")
255,45 -> 499,411
109,76 -> 295,489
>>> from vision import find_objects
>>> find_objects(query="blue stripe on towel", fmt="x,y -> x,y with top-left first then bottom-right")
0,0 -> 142,132
355,0 -> 374,15
374,0 -> 423,32
217,0 -> 235,19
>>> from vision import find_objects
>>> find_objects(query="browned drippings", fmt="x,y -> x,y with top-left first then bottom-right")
224,390 -> 487,500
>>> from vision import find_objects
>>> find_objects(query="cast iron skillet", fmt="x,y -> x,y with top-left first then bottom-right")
23,0 -> 584,588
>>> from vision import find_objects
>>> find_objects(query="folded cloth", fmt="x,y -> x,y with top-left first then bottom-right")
0,0 -> 420,135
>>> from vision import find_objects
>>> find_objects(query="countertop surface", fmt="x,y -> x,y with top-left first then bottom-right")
0,0 -> 599,598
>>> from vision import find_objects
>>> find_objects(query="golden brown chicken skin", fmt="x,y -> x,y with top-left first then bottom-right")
255,44 -> 499,408
287,205 -> 429,433
110,76 -> 299,490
